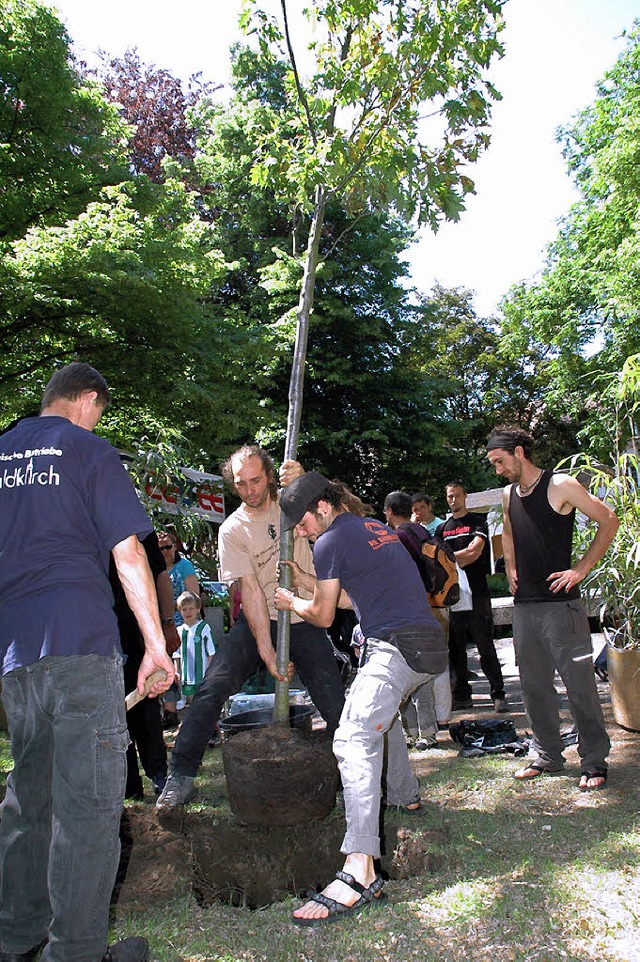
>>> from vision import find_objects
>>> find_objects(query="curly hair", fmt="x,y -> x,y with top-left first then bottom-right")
486,425 -> 535,458
221,444 -> 277,500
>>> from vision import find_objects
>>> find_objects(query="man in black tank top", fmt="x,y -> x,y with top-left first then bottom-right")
486,426 -> 619,791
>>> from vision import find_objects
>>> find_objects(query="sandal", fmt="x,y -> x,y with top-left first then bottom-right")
292,871 -> 385,926
579,768 -> 608,791
514,763 -> 547,780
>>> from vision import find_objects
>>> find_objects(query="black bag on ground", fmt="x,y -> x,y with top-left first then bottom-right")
450,717 -> 529,757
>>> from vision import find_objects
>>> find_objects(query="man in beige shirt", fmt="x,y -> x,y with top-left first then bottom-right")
157,445 -> 345,810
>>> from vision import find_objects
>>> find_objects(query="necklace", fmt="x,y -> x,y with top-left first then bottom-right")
518,469 -> 543,495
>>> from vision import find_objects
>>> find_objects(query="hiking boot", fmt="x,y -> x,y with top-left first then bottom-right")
102,936 -> 148,961
415,735 -> 438,750
494,698 -> 510,713
162,710 -> 179,730
150,772 -> 167,795
155,772 -> 195,810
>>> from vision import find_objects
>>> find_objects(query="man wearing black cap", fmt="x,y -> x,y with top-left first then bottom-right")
274,472 -> 447,925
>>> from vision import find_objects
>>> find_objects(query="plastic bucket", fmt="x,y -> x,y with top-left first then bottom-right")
219,703 -> 314,736
607,643 -> 640,732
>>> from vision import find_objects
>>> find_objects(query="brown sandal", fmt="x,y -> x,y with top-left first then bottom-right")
514,763 -> 547,780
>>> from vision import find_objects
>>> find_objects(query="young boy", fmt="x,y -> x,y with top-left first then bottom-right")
174,592 -> 216,702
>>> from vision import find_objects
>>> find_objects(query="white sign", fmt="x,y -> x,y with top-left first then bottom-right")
144,467 -> 225,524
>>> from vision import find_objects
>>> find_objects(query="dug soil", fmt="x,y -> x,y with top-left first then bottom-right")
115,804 -> 450,910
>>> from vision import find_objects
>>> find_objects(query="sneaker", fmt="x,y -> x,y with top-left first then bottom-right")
415,735 -> 438,750
208,732 -> 221,748
150,773 -> 167,795
155,772 -> 195,810
102,936 -> 148,962
451,699 -> 473,711
494,698 -> 510,713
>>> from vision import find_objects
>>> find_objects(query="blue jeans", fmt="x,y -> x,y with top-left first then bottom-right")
0,652 -> 129,962
170,614 -> 345,777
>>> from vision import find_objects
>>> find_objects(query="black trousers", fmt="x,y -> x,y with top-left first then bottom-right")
449,593 -> 505,701
170,614 -> 345,777
124,653 -> 167,795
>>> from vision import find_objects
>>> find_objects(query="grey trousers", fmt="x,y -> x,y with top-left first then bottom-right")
401,609 -> 451,738
401,667 -> 452,738
513,600 -> 610,772
333,637 -> 434,858
0,652 -> 128,962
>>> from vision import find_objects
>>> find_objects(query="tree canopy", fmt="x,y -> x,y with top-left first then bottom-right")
7,0 -> 635,509
499,24 -> 640,458
0,0 -> 128,241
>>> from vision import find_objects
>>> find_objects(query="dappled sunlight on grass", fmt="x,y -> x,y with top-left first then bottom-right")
0,731 -> 12,776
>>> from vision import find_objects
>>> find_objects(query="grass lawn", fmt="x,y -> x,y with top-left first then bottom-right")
1,681 -> 639,962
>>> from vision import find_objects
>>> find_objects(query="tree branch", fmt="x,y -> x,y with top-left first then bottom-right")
280,0 -> 317,147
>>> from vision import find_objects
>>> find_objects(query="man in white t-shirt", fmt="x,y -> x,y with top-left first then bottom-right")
157,445 -> 345,810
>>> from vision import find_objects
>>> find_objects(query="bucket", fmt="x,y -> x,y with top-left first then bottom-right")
607,642 -> 640,732
225,690 -> 309,718
220,708 -> 338,825
219,703 -> 314,735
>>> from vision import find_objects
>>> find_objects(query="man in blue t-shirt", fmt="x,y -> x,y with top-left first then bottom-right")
0,363 -> 174,962
275,472 -> 446,927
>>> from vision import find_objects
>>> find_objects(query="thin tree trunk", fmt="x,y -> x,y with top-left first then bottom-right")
273,186 -> 327,724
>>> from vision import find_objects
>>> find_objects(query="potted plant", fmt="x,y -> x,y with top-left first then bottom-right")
559,355 -> 640,730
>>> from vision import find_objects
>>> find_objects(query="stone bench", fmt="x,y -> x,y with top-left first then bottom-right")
491,595 -> 600,627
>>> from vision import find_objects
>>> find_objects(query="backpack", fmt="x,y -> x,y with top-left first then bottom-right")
399,523 -> 460,608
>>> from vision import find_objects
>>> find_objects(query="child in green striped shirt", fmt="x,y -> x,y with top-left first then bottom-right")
175,592 -> 215,701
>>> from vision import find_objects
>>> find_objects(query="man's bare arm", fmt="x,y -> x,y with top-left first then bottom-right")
454,535 -> 485,568
274,578 -> 342,628
280,559 -> 353,609
500,486 -> 518,596
239,571 -> 287,681
112,535 -> 175,696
